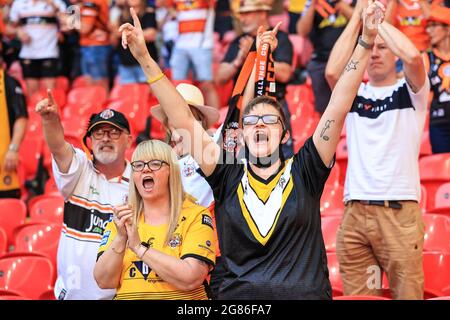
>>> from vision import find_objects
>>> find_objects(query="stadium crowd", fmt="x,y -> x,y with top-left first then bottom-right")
0,0 -> 449,300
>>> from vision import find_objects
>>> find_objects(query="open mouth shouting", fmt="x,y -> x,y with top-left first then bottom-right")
254,131 -> 269,144
142,175 -> 155,192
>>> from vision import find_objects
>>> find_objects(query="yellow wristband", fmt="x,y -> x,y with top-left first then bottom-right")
147,72 -> 165,85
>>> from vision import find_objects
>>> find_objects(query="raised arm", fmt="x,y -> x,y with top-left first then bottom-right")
35,90 -> 74,173
297,0 -> 316,37
377,21 -> 426,93
120,8 -> 219,176
325,0 -> 366,89
313,1 -> 385,166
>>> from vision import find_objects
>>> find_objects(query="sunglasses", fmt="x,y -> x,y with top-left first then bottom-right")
242,114 -> 282,126
131,160 -> 168,172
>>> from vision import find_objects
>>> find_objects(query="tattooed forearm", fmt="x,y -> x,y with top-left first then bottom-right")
345,59 -> 359,72
320,119 -> 335,141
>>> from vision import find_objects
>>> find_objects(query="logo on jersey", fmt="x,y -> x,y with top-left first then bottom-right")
130,261 -> 152,280
202,214 -> 214,230
182,160 -> 196,178
168,233 -> 182,248
99,109 -> 114,119
100,230 -> 111,246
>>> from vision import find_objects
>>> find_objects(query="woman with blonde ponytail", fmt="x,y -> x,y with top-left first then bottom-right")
94,140 -> 216,300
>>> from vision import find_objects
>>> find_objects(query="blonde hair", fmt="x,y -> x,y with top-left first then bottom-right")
128,140 -> 185,245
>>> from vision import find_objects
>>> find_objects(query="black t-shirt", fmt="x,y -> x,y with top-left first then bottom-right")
5,73 -> 28,137
205,138 -> 332,300
116,12 -> 158,66
304,0 -> 355,62
222,30 -> 293,101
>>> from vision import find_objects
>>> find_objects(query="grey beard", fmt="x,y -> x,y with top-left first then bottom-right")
94,150 -> 118,164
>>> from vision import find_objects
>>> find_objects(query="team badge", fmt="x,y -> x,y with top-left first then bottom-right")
168,233 -> 182,248
100,109 -> 114,119
182,159 -> 196,178
3,175 -> 11,186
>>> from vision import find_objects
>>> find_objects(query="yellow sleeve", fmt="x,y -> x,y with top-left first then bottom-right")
97,219 -> 117,260
180,207 -> 216,269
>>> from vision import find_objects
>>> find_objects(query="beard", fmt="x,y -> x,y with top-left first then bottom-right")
94,147 -> 119,164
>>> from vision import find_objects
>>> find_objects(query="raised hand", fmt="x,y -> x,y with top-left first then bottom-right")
362,0 -> 386,41
118,7 -> 149,62
35,89 -> 59,121
112,204 -> 134,240
256,21 -> 282,52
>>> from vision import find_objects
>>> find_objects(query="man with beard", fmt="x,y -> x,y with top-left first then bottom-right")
36,91 -> 133,299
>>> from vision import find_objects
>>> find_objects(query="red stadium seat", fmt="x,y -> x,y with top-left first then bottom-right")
18,136 -> 43,180
321,216 -> 341,252
321,185 -> 344,217
420,131 -> 432,157
423,214 -> 450,253
44,177 -> 61,196
38,289 -> 55,300
327,252 -> 343,297
66,85 -> 107,110
109,83 -> 150,103
420,184 -> 427,213
288,34 -> 313,69
29,196 -> 64,225
423,252 -> 450,298
419,153 -> 450,210
427,296 -> 450,300
71,75 -> 90,88
54,76 -> 70,93
105,99 -> 148,134
0,228 -> 7,257
13,223 -> 62,266
334,295 -> 391,300
0,253 -> 55,300
429,182 -> 450,215
336,138 -> 348,186
325,163 -> 340,190
28,88 -> 67,110
0,199 -> 27,247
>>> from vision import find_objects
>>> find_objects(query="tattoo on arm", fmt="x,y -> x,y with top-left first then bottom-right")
345,59 -> 359,72
320,120 -> 335,141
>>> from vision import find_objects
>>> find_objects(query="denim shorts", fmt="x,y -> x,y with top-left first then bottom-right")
118,64 -> 147,84
80,45 -> 111,80
170,47 -> 213,81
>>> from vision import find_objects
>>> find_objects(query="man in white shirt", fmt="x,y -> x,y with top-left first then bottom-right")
36,91 -> 133,299
9,0 -> 67,96
326,3 -> 429,300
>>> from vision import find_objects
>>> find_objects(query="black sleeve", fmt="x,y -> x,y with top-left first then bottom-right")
5,75 -> 28,121
205,149 -> 244,204
293,137 -> 333,198
141,12 -> 157,30
273,32 -> 293,65
222,38 -> 241,63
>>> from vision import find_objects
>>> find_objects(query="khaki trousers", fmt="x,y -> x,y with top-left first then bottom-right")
336,200 -> 425,300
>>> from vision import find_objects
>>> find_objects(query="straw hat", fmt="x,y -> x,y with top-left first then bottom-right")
238,0 -> 272,13
151,83 -> 220,128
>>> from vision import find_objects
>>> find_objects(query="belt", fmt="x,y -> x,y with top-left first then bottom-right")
350,200 -> 403,209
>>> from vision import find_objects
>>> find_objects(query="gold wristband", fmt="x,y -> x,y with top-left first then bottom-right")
147,72 -> 165,85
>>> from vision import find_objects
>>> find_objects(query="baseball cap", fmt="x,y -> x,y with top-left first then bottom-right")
86,109 -> 130,134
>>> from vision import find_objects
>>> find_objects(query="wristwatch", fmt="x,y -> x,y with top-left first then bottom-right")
8,143 -> 19,152
358,36 -> 374,50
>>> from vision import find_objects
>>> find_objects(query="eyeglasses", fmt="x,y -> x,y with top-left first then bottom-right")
131,160 -> 168,172
91,128 -> 123,140
242,114 -> 282,126
427,22 -> 445,29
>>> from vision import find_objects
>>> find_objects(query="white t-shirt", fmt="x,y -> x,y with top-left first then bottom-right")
174,7 -> 214,49
344,78 -> 430,202
53,148 -> 131,300
9,0 -> 67,59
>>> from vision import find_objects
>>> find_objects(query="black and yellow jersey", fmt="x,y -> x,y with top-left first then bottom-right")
206,138 -> 332,300
98,198 -> 216,300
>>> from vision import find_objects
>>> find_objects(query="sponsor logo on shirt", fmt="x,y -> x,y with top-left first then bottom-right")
169,233 -> 183,248
202,214 -> 213,230
100,230 -> 111,246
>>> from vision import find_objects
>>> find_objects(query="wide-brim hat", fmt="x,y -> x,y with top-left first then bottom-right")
238,0 -> 272,13
151,83 -> 219,129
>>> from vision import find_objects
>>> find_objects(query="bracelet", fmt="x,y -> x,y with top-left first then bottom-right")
137,245 -> 149,259
147,72 -> 165,85
358,36 -> 374,50
8,143 -> 19,152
